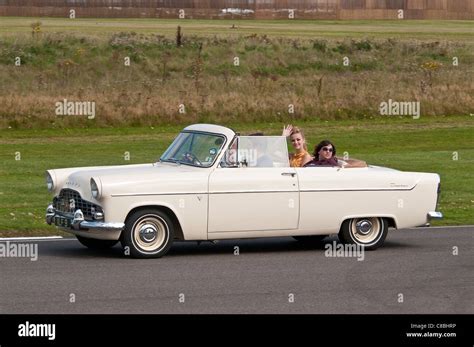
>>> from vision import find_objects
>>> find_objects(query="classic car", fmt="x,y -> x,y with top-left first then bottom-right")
45,123 -> 443,258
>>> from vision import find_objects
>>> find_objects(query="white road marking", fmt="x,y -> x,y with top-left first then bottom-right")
0,236 -> 65,241
413,225 -> 474,229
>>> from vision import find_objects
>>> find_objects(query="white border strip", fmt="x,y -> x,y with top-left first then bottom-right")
0,236 -> 64,241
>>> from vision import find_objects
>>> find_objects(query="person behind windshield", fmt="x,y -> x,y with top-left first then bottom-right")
249,132 -> 274,167
282,125 -> 312,167
304,140 -> 340,167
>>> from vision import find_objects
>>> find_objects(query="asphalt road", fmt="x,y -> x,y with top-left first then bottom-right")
0,226 -> 472,314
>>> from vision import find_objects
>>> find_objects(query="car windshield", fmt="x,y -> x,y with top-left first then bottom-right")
160,131 -> 226,167
221,136 -> 290,168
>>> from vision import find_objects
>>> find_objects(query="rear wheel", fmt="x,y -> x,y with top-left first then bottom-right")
338,217 -> 388,250
121,209 -> 174,258
76,236 -> 118,249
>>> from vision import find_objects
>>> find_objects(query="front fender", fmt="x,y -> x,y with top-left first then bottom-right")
105,195 -> 208,241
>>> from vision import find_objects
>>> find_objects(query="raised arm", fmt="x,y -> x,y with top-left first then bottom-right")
282,124 -> 293,137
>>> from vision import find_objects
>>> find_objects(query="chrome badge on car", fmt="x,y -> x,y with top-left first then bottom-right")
65,181 -> 80,188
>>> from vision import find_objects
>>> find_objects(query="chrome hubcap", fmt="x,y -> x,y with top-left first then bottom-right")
139,223 -> 157,243
355,220 -> 372,235
350,217 -> 381,244
132,215 -> 168,253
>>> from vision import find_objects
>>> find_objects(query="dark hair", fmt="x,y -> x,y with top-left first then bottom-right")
249,132 -> 264,136
314,140 -> 336,158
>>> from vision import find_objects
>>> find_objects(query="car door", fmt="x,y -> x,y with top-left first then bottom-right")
207,136 -> 299,233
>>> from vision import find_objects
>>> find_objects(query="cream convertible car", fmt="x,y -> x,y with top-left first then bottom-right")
46,124 -> 442,258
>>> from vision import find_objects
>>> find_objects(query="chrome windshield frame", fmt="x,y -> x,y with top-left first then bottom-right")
160,130 -> 228,168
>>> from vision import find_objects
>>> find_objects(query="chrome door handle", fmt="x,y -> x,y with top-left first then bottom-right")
281,172 -> 296,177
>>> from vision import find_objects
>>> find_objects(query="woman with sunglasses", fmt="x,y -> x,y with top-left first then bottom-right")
282,124 -> 312,167
304,140 -> 340,167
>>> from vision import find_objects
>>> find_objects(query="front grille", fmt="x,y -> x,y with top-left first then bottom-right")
53,189 -> 101,220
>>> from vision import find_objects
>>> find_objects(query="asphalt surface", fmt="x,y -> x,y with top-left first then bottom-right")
0,227 -> 472,314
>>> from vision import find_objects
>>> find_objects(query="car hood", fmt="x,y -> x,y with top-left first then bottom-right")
50,162 -> 211,201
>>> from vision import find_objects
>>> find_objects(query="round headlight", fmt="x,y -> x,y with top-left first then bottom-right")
46,172 -> 54,192
90,178 -> 100,199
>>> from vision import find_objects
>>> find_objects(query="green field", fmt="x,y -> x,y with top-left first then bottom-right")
1,18 -> 474,39
0,116 -> 473,236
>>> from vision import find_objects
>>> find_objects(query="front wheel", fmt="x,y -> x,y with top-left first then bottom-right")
76,236 -> 118,249
121,209 -> 174,258
338,217 -> 388,250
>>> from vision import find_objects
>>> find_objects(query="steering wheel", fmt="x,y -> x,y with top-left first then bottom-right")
182,152 -> 202,166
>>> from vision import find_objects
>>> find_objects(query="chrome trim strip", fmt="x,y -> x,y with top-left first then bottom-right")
112,191 -> 298,197
234,188 -> 416,194
46,205 -> 124,232
211,190 -> 298,194
111,192 -> 208,197
300,187 -> 416,192
428,211 -> 443,220
111,188 -> 416,197
78,221 -> 125,231
208,227 -> 296,233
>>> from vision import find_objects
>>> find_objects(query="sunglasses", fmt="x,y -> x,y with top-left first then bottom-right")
321,147 -> 333,152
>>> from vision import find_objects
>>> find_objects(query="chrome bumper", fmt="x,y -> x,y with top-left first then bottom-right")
46,204 -> 124,240
428,211 -> 443,220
